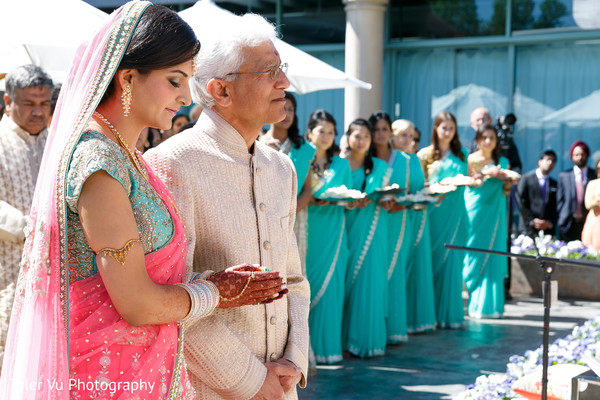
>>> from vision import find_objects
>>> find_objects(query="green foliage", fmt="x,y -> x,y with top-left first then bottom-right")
533,0 -> 568,29
430,0 -> 480,36
483,0 -> 567,35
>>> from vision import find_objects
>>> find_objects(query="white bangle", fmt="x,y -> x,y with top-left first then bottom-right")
175,280 -> 219,325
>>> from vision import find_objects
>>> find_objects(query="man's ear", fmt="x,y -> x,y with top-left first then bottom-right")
3,94 -> 11,113
206,78 -> 232,108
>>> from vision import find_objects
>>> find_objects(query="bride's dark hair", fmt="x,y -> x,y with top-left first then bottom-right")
102,5 -> 200,102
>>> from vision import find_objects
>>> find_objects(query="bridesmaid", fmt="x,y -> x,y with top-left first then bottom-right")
463,124 -> 513,319
260,92 -> 316,271
342,118 -> 389,357
417,111 -> 468,329
305,109 -> 352,364
368,111 -> 408,342
390,119 -> 437,334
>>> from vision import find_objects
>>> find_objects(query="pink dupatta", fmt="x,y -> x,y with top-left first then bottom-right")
0,2 -> 192,399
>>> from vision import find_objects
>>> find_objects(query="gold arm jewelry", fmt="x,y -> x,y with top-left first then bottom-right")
95,238 -> 141,266
219,275 -> 253,302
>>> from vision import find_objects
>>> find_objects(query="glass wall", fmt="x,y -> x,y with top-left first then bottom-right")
89,1 -> 599,44
388,0 -> 592,40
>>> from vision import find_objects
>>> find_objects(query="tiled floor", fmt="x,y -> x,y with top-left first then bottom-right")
299,295 -> 600,399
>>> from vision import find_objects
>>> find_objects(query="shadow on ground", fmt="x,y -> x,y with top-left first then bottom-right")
299,296 -> 600,400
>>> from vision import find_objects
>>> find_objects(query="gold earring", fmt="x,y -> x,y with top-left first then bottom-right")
122,85 -> 132,117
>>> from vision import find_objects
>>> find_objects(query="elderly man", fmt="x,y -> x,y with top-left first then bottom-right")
468,106 -> 493,153
0,64 -> 53,366
557,140 -> 597,242
145,13 -> 309,400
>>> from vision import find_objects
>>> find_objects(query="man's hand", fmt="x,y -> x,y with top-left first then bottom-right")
273,358 -> 302,393
533,218 -> 551,230
252,361 -> 300,400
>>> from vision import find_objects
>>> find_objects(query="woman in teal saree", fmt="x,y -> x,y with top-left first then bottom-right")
306,110 -> 352,364
369,112 -> 409,342
418,112 -> 468,329
390,119 -> 437,335
342,119 -> 389,358
463,124 -> 514,319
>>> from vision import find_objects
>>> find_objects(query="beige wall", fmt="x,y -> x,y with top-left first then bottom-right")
343,0 -> 388,129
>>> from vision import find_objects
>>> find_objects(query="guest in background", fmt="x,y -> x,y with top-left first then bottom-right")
468,107 -> 492,153
410,126 -> 421,154
389,118 -> 436,336
0,64 -> 53,368
463,124 -> 516,319
171,113 -> 190,135
516,150 -> 558,237
582,160 -> 600,250
135,127 -> 153,153
153,113 -> 190,146
342,118 -> 389,357
49,82 -> 61,125
305,109 -> 352,364
260,91 -> 316,272
418,111 -> 468,329
557,140 -> 597,242
370,112 -> 408,342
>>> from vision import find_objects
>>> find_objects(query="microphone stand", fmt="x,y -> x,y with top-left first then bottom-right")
445,243 -> 600,400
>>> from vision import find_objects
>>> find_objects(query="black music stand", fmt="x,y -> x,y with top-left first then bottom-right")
445,243 -> 600,400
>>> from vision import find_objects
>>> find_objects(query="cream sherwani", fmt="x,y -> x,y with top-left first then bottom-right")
0,115 -> 47,366
145,108 -> 310,400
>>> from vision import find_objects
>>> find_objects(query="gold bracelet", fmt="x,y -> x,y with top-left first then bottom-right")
95,239 -> 141,266
219,275 -> 252,302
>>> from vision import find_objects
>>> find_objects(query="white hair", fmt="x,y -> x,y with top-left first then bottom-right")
191,13 -> 278,108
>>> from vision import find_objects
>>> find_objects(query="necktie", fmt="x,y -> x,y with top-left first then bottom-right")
540,177 -> 547,217
575,172 -> 584,219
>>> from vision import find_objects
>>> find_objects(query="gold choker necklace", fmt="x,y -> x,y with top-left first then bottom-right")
93,111 -> 148,182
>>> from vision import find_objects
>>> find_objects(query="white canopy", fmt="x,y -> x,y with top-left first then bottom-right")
179,0 -> 371,95
0,0 -> 108,84
431,84 -> 555,127
540,89 -> 600,127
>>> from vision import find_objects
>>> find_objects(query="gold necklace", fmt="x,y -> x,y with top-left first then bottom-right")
93,111 -> 149,181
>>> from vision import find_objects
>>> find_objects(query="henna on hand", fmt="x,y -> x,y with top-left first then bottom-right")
206,264 -> 287,309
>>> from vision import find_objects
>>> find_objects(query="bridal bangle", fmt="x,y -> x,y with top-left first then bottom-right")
175,280 -> 220,325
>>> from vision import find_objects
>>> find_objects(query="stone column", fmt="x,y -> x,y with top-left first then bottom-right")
343,0 -> 388,130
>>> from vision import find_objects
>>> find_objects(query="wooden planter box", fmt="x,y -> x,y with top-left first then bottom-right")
510,257 -> 600,301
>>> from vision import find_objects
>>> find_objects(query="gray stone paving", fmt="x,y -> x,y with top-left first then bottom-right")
299,295 -> 600,399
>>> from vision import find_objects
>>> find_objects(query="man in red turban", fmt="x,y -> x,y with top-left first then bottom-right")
557,140 -> 597,242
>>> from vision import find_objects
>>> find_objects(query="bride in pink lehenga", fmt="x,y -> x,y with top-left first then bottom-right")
0,2 -> 286,399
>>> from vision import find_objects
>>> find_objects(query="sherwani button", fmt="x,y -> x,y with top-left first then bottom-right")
259,203 -> 266,212
263,241 -> 271,250
270,353 -> 277,361
270,316 -> 277,325
256,167 -> 262,176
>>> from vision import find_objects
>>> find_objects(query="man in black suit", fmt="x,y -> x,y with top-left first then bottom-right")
516,150 -> 558,237
557,140 -> 597,242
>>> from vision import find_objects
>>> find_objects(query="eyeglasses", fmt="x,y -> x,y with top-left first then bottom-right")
226,63 -> 288,81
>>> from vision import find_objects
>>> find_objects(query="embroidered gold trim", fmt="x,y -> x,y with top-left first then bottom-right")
95,238 -> 141,266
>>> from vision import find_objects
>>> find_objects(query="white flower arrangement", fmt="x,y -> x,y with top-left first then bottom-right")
455,314 -> 600,399
510,233 -> 600,260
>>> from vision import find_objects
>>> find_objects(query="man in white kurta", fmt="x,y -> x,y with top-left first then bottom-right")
145,14 -> 309,400
0,64 -> 53,366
